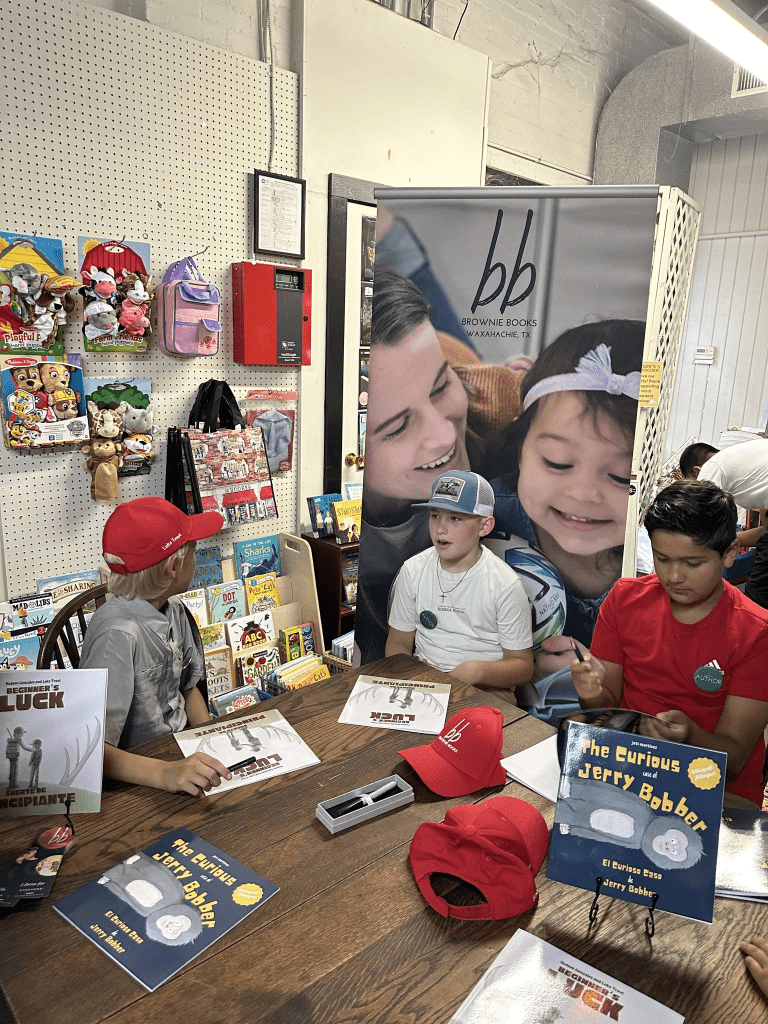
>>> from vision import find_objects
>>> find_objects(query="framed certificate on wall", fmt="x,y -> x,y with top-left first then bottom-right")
255,170 -> 306,259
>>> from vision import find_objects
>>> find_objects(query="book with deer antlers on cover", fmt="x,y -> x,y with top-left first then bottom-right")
0,668 -> 108,816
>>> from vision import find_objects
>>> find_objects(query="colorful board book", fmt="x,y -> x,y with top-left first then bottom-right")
306,493 -> 342,538
177,589 -> 209,627
204,646 -> 235,708
244,572 -> 280,613
449,929 -> 684,1023
37,569 -> 101,611
330,498 -> 361,544
235,643 -> 281,689
233,535 -> 282,582
547,720 -> 726,923
0,668 -> 108,816
54,827 -> 279,991
191,544 -> 223,589
174,708 -> 320,793
206,580 -> 246,623
226,610 -> 275,653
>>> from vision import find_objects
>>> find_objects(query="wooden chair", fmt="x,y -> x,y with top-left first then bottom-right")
36,584 -> 109,669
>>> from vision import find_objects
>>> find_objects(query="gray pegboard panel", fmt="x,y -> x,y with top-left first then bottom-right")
0,0 -> 301,600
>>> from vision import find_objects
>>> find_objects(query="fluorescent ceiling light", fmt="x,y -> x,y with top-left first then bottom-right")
645,0 -> 768,80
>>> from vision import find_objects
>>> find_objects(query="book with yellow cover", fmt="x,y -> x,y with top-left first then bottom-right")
285,664 -> 330,691
244,572 -> 280,613
330,499 -> 361,545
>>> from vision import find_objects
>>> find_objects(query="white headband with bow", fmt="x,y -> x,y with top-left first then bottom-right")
523,343 -> 641,412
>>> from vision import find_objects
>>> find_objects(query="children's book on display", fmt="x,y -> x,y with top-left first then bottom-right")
1,668 -> 108,816
338,675 -> 451,735
449,929 -> 684,1023
547,720 -> 726,923
233,535 -> 282,582
55,827 -> 279,991
173,708 -> 320,794
716,809 -> 768,901
306,493 -> 342,538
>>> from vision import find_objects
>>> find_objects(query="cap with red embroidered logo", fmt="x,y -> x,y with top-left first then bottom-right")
102,496 -> 224,574
408,796 -> 549,920
398,706 -> 506,797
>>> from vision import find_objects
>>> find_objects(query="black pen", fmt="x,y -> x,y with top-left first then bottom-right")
570,637 -> 585,663
227,757 -> 256,773
327,780 -> 400,819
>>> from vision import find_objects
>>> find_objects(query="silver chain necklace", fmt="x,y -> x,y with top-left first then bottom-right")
435,559 -> 472,601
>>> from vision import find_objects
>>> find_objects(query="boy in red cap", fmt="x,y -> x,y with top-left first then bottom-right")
80,497 -> 232,796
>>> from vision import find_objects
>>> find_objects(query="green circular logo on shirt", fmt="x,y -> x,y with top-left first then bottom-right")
419,610 -> 438,630
694,665 -> 723,693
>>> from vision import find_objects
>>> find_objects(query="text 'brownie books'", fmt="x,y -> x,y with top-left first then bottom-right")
449,929 -> 684,1023
547,720 -> 726,923
716,809 -> 768,901
338,675 -> 450,735
1,668 -> 108,816
55,827 -> 278,991
173,708 -> 320,794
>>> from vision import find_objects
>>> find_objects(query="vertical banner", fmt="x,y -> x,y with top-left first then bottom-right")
356,187 -> 658,682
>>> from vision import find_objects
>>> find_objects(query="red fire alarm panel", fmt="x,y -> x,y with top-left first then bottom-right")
232,262 -> 311,366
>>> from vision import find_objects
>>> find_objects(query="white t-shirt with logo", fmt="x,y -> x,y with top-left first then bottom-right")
388,545 -> 532,673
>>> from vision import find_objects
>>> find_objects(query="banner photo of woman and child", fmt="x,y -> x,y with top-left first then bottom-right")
355,187 -> 660,717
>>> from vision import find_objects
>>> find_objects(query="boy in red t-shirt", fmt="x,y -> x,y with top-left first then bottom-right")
571,479 -> 768,807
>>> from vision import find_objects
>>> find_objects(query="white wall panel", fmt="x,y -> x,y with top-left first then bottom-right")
667,133 -> 768,453
0,0 -> 300,599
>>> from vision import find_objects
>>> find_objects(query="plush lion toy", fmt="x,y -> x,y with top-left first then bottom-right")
81,438 -> 123,500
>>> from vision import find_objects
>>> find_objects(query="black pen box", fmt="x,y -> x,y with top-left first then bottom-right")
316,774 -> 414,834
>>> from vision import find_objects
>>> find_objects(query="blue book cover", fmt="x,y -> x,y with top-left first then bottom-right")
547,720 -> 726,923
191,544 -> 223,589
206,581 -> 246,623
54,827 -> 279,991
233,535 -> 281,582
306,493 -> 342,538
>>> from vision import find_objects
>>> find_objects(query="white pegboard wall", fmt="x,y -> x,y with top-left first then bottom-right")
0,0 -> 301,600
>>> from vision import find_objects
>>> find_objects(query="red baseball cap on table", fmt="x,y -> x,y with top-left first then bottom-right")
102,497 -> 224,573
398,706 -> 506,797
409,796 -> 549,920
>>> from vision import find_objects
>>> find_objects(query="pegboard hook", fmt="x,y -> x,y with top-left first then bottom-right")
189,245 -> 210,259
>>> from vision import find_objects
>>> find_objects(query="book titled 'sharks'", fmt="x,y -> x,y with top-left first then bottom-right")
547,720 -> 726,923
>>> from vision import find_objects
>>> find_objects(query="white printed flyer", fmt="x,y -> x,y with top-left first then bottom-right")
337,675 -> 450,735
173,707 -> 319,794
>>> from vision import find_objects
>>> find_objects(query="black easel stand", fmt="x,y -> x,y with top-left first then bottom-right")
589,876 -> 660,936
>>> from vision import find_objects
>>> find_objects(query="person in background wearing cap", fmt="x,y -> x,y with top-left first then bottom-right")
385,470 -> 533,697
80,497 -> 233,797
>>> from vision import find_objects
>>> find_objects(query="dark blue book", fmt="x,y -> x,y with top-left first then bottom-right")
306,494 -> 342,539
233,535 -> 282,582
191,544 -> 223,589
547,720 -> 726,923
54,827 -> 279,991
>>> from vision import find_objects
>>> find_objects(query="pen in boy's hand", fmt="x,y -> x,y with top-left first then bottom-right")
227,757 -> 256,773
570,637 -> 585,663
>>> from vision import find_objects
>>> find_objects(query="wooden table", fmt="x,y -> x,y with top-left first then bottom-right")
0,655 -> 765,1024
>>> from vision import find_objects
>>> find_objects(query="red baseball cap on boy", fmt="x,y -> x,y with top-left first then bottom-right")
102,496 -> 224,573
409,796 -> 549,920
398,707 -> 506,797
